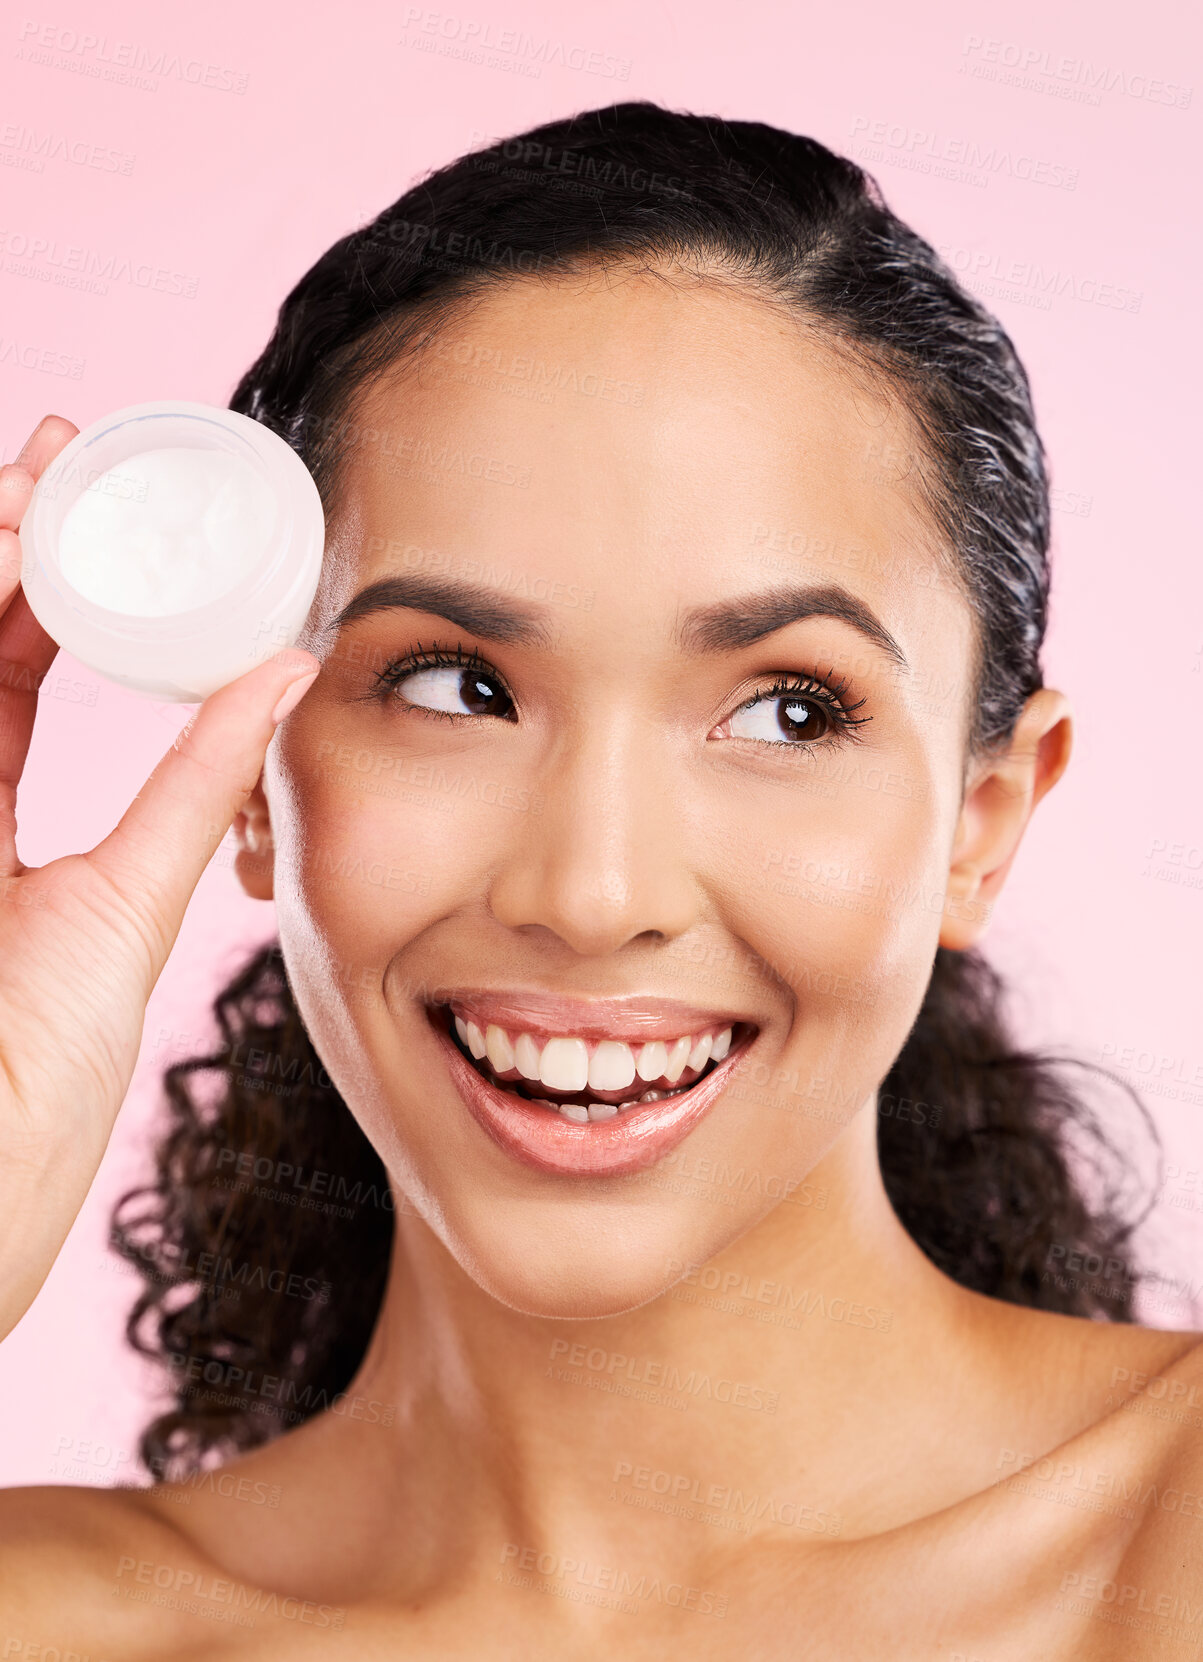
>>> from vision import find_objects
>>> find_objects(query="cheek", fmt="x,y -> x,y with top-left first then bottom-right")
270,746 -> 465,958
266,740 -> 546,1049
698,765 -> 950,1134
262,749 -> 491,1190
712,755 -> 949,978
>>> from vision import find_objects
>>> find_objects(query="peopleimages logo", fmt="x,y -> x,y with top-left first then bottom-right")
114,1556 -> 344,1627
935,243 -> 1142,315
848,117 -> 1079,191
15,20 -> 250,92
398,8 -> 633,80
165,1351 -> 397,1426
499,1543 -> 727,1617
0,122 -> 135,174
960,35 -> 1192,109
0,333 -> 84,377
0,229 -> 198,297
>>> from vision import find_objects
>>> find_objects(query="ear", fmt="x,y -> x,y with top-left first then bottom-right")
939,688 -> 1073,952
232,773 -> 275,902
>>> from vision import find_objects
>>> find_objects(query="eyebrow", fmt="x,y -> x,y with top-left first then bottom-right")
325,573 -> 908,668
676,582 -> 908,668
324,574 -> 553,647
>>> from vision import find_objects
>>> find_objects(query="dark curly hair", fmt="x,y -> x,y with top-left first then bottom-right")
110,100 -> 1162,1482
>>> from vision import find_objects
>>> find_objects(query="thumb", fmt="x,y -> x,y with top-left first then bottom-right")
86,648 -> 321,964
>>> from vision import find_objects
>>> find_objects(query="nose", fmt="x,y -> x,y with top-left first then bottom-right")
486,708 -> 703,958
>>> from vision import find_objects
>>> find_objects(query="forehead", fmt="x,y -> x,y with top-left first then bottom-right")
313,269 -> 966,658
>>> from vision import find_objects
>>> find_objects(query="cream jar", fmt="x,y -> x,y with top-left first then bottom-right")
18,399 -> 325,701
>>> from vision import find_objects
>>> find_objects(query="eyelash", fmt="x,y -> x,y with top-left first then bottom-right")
369,639 -> 872,748
740,670 -> 871,746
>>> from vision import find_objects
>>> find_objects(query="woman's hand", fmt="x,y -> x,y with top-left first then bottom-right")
0,414 -> 321,1340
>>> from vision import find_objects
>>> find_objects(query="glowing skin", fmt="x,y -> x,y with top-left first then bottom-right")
3,272 -> 1200,1653
207,273 -> 1199,1621
249,273 -> 985,1322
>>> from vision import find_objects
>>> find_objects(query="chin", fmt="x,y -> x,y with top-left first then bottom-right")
462,1254 -> 684,1322
438,1193 -> 761,1323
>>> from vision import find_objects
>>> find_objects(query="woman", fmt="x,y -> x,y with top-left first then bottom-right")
1,101 -> 1198,1655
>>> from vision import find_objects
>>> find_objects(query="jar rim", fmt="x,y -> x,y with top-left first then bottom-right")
20,399 -> 325,644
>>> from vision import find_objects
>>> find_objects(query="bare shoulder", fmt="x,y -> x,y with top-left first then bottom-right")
936,1302 -> 1203,1657
0,1481 -> 203,1656
1035,1319 -> 1203,1644
967,1282 -> 1203,1424
1107,1334 -> 1203,1609
0,1465 -> 356,1655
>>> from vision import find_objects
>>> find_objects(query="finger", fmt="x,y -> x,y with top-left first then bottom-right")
0,414 -> 81,792
12,412 -> 79,477
0,429 -> 78,870
85,649 -> 322,975
0,557 -> 61,767
0,541 -> 61,880
0,545 -> 61,858
0,414 -> 79,531
0,464 -> 34,538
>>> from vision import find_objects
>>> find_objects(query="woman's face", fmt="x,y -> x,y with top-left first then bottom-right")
251,269 -> 979,1318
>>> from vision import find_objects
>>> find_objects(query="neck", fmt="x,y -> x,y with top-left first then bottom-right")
327,1097 -> 995,1586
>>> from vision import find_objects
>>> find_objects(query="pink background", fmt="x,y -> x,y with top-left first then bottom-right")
0,0 -> 1199,1486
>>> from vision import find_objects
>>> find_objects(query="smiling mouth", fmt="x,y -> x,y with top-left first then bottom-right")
427,1003 -> 758,1125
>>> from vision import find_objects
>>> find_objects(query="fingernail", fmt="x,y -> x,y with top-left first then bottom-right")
271,669 -> 319,726
16,416 -> 51,466
268,647 -> 321,676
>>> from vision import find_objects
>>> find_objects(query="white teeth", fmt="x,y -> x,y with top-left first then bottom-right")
514,1032 -> 543,1080
539,1036 -> 589,1093
450,1009 -> 744,1101
588,1039 -> 637,1093
635,1040 -> 669,1082
485,1024 -> 515,1073
687,1032 -> 713,1071
531,1082 -> 694,1116
662,1036 -> 692,1084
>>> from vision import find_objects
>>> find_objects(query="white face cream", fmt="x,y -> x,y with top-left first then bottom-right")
58,447 -> 278,618
19,401 -> 326,702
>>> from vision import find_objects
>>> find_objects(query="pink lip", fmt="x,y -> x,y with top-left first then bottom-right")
430,987 -> 755,1045
428,1011 -> 759,1177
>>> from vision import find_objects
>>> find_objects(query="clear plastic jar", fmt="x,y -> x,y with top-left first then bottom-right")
18,399 -> 326,701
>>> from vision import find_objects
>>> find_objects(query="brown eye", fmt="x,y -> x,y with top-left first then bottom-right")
721,670 -> 870,750
388,664 -> 515,721
727,691 -> 833,745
